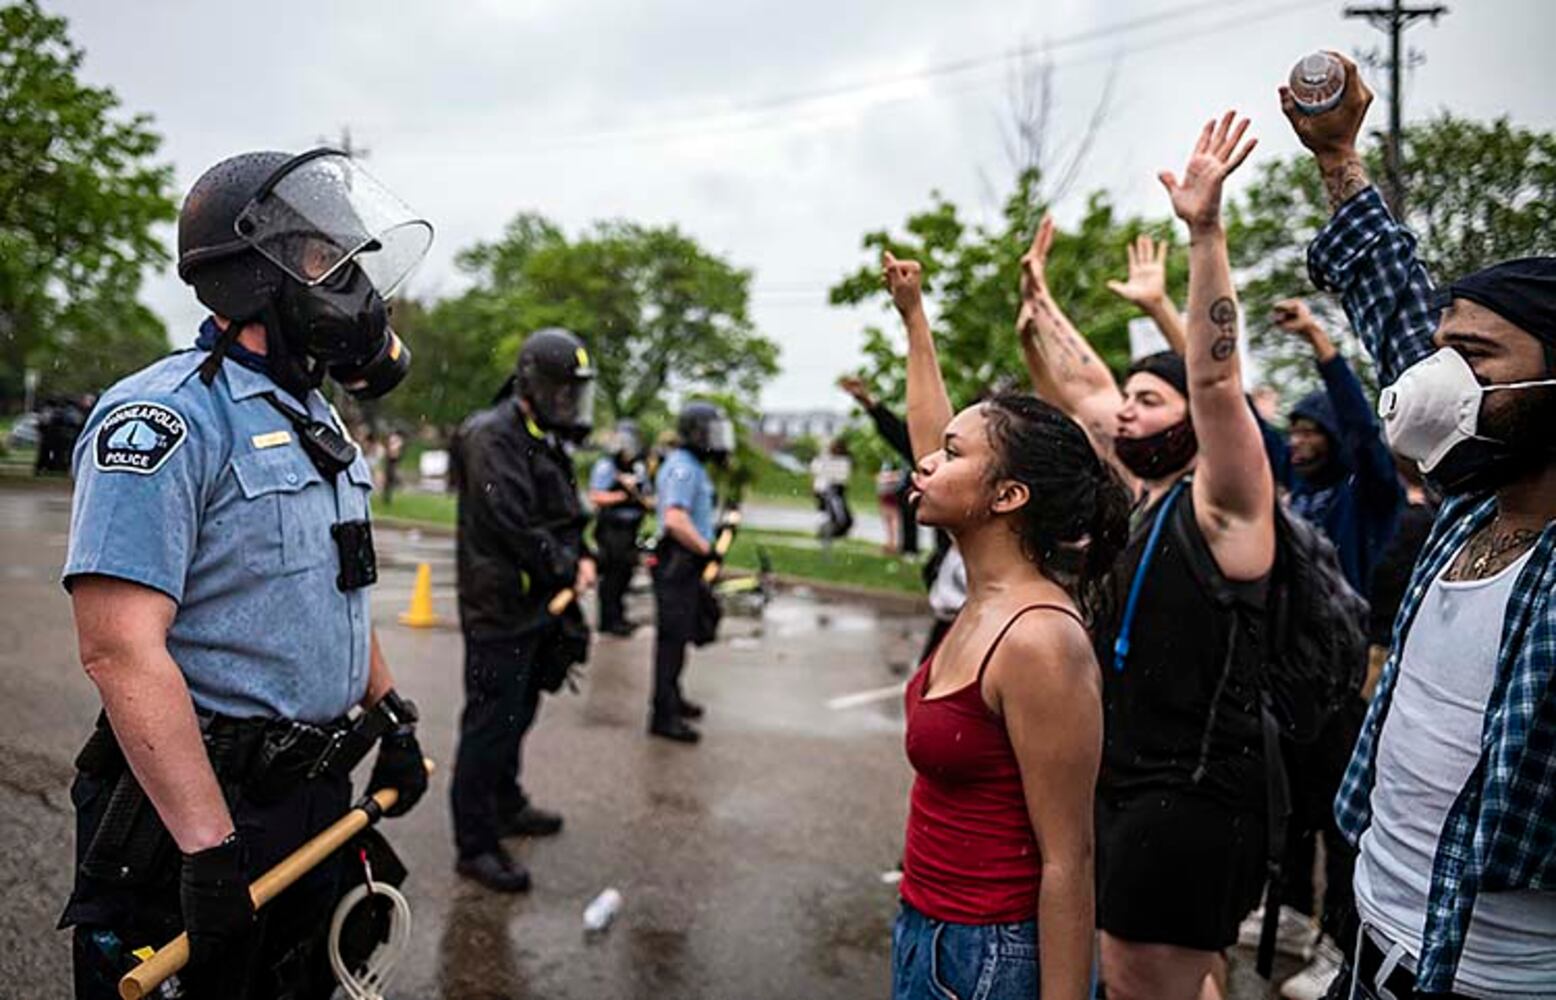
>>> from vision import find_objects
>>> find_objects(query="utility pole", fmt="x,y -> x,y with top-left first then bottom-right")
1344,0 -> 1447,217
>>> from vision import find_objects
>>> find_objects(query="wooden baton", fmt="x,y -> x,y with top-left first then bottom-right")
118,759 -> 435,1000
701,510 -> 742,583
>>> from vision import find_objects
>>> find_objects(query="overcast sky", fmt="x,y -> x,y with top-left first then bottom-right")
48,0 -> 1556,410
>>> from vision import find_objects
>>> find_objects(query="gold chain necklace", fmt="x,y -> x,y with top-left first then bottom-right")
1468,518 -> 1538,577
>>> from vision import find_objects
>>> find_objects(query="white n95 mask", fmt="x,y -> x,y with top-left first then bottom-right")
1378,348 -> 1556,494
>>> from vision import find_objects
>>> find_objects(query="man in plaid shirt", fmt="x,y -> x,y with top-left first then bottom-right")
1281,55 -> 1556,999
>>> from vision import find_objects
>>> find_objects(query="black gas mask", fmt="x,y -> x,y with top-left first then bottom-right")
270,258 -> 410,400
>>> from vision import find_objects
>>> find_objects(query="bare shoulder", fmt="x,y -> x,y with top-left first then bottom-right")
987,605 -> 1100,709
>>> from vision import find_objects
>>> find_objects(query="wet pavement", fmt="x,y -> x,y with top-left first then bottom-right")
0,483 -> 1291,998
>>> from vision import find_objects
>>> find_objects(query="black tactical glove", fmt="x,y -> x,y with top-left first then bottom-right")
180,832 -> 257,998
367,730 -> 427,818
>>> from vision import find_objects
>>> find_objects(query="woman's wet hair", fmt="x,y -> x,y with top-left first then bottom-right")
981,393 -> 1131,614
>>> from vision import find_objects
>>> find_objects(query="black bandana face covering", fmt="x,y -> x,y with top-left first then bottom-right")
1114,419 -> 1198,481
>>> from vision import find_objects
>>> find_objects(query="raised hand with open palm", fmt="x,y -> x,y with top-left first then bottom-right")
1106,234 -> 1171,310
1158,111 -> 1257,231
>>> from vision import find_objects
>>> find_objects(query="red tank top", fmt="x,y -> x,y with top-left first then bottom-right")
901,604 -> 1081,924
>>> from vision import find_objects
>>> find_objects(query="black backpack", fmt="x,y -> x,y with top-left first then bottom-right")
1170,491 -> 1369,977
1259,505 -> 1370,741
1171,495 -> 1369,744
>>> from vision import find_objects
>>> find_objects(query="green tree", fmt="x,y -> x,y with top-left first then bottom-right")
413,212 -> 779,431
1227,114 -> 1556,397
0,0 -> 177,407
829,169 -> 1183,410
376,296 -> 511,437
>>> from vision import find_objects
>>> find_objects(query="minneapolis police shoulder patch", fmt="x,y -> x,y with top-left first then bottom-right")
93,401 -> 188,475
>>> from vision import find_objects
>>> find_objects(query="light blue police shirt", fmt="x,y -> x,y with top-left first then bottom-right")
588,456 -> 618,494
655,447 -> 715,542
63,348 -> 375,724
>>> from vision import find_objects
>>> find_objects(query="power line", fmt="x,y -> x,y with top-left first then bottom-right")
508,0 -> 1331,155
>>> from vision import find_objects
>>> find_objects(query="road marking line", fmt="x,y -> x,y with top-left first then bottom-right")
826,683 -> 906,711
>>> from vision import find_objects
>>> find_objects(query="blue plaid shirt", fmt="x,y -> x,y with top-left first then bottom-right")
1310,186 -> 1556,992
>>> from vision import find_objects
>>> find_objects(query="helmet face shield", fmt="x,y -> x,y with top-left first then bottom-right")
614,424 -> 642,459
708,418 -> 735,456
234,152 -> 432,297
533,378 -> 595,435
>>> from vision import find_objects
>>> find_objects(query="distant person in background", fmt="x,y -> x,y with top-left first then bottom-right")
876,461 -> 902,554
589,420 -> 651,637
384,430 -> 405,505
811,438 -> 854,541
838,375 -> 920,554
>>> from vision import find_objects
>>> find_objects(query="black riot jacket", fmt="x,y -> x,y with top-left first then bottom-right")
452,396 -> 589,642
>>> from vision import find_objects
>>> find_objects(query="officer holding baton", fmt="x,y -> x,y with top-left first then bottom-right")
60,149 -> 431,999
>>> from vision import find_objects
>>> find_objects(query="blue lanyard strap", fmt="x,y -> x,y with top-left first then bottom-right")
1112,478 -> 1188,672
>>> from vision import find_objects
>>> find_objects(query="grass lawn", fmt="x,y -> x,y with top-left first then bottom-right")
372,490 -> 921,596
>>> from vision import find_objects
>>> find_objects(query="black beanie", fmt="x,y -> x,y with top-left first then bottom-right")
1127,351 -> 1188,400
1433,256 -> 1556,348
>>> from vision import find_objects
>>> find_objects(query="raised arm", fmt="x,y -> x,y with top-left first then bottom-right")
1107,234 -> 1187,354
838,374 -> 914,464
1160,112 -> 1275,580
1274,299 -> 1403,513
1017,216 -> 1124,448
1283,52 -> 1438,385
884,251 -> 953,462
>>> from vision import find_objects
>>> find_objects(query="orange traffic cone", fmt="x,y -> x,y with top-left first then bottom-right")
399,562 -> 442,627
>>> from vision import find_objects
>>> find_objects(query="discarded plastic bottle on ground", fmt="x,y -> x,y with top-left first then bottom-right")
584,888 -> 623,932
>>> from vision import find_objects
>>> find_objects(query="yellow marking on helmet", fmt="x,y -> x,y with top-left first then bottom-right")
576,347 -> 590,368
389,333 -> 403,361
524,415 -> 545,440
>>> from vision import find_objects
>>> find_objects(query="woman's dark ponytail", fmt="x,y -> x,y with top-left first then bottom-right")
982,392 -> 1131,618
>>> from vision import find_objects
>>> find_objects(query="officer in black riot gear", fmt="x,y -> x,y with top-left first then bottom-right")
449,327 -> 597,892
648,402 -> 734,744
60,148 -> 431,1000
588,420 -> 652,636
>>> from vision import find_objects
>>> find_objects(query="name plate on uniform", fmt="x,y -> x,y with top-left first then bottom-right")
251,430 -> 293,450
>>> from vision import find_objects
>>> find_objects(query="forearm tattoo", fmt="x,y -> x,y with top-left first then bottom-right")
1208,297 -> 1238,361
1322,155 -> 1370,210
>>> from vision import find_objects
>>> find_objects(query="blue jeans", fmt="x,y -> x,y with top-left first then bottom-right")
891,902 -> 1039,1000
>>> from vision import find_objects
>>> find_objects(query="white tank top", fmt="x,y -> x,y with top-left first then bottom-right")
1355,545 -> 1556,998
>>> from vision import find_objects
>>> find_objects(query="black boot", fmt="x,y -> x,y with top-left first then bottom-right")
455,846 -> 532,893
677,698 -> 705,720
500,804 -> 564,838
649,717 -> 701,744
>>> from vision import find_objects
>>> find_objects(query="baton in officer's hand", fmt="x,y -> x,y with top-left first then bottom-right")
701,510 -> 743,583
118,759 -> 436,1000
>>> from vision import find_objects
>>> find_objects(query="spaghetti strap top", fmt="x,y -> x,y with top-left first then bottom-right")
901,602 -> 1085,924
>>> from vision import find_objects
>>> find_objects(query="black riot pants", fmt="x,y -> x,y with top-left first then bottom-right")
450,635 -> 543,860
65,746 -> 351,1000
594,517 -> 641,632
651,541 -> 703,724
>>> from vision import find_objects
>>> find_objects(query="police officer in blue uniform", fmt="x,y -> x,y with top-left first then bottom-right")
60,149 -> 433,1000
588,420 -> 651,637
649,401 -> 734,744
449,328 -> 597,893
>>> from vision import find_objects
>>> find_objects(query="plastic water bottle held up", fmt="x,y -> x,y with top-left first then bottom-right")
1288,52 -> 1347,116
584,888 -> 623,933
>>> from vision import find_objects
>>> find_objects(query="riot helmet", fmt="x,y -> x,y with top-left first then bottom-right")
516,328 -> 596,440
611,420 -> 643,465
177,148 -> 432,401
678,401 -> 735,463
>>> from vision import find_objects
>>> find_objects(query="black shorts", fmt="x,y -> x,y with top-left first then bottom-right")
1096,788 -> 1267,951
